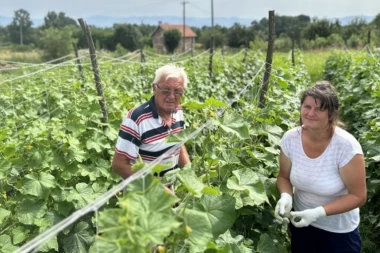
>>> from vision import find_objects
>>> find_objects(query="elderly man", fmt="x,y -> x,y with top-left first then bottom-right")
112,64 -> 190,180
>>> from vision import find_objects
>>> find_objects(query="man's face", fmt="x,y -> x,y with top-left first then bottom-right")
153,76 -> 185,114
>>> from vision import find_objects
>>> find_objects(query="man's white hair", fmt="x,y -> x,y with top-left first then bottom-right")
153,64 -> 188,89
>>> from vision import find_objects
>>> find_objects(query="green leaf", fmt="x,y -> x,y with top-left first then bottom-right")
194,194 -> 236,238
176,169 -> 206,197
12,226 -> 30,245
227,168 -> 268,206
182,100 -> 207,109
256,233 -> 278,253
17,199 -> 47,225
184,209 -> 214,245
21,172 -> 55,198
216,112 -> 250,139
0,235 -> 19,253
61,221 -> 94,253
67,183 -> 94,208
0,208 -> 11,224
205,97 -> 228,107
0,158 -> 11,179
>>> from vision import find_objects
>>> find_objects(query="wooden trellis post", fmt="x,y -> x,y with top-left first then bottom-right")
72,42 -> 85,83
259,10 -> 275,108
78,18 -> 108,124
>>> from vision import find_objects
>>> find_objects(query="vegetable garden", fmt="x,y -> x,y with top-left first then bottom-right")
0,47 -> 379,253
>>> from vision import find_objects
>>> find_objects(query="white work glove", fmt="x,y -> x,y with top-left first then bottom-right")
290,206 -> 326,227
274,193 -> 293,224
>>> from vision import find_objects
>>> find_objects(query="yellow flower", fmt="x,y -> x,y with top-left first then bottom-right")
209,110 -> 216,117
157,246 -> 166,253
25,145 -> 33,150
186,226 -> 192,234
193,122 -> 199,128
2,193 -> 6,199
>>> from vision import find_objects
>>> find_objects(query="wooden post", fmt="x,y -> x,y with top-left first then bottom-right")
259,10 -> 275,108
368,30 -> 371,46
291,35 -> 295,66
209,40 -> 214,78
78,18 -> 108,124
243,40 -> 248,63
72,42 -> 85,83
140,48 -> 146,63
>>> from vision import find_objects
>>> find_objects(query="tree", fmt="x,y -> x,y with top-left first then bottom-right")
43,11 -> 77,29
8,9 -> 33,45
40,27 -> 73,60
163,29 -> 181,53
303,18 -> 333,40
199,29 -> 225,49
113,24 -> 143,51
227,23 -> 252,48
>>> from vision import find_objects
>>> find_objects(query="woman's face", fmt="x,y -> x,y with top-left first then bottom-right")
301,96 -> 329,130
153,76 -> 184,115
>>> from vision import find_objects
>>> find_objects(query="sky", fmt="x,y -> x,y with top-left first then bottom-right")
1,0 -> 380,20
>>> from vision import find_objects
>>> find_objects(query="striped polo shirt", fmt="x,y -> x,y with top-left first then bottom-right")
115,96 -> 185,176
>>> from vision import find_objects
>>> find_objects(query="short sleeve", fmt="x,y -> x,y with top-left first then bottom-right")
338,137 -> 363,168
115,113 -> 141,161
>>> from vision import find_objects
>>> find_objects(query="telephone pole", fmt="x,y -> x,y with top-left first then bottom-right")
181,1 -> 189,52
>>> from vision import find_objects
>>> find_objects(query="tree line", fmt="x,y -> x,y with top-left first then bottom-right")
1,9 -> 380,60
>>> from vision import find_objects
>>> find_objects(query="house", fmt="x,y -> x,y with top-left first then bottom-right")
151,21 -> 197,53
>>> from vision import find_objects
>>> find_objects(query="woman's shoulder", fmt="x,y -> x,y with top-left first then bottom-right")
282,126 -> 302,140
333,127 -> 361,147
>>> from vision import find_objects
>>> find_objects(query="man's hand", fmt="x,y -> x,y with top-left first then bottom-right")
274,193 -> 293,223
290,206 -> 326,227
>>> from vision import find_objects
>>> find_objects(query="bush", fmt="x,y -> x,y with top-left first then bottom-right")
40,27 -> 73,61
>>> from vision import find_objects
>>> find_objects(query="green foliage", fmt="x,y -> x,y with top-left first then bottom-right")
7,9 -> 33,45
226,23 -> 252,48
40,27 -> 73,60
199,28 -> 225,49
43,11 -> 77,29
113,23 -> 143,52
163,29 -> 181,53
323,50 -> 380,253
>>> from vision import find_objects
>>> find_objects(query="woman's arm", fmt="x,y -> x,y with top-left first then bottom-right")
277,149 -> 293,196
323,154 -> 367,215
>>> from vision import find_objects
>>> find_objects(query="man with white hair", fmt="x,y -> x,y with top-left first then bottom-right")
112,64 -> 190,183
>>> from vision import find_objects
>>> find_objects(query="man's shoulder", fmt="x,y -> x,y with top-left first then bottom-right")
127,100 -> 154,122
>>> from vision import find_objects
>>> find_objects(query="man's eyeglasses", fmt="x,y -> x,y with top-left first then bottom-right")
155,84 -> 184,97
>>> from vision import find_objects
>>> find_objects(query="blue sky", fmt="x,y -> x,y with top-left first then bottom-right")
1,0 -> 379,20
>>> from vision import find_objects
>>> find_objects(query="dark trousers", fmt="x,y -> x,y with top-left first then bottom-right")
289,222 -> 361,253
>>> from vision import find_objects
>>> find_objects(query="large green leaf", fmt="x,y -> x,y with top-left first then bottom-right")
0,235 -> 18,253
17,199 -> 47,225
176,169 -> 206,197
227,168 -> 268,206
0,158 -> 11,179
11,226 -> 30,245
184,209 -> 214,245
0,207 -> 11,224
21,172 -> 55,198
256,234 -> 278,253
61,221 -> 94,253
194,194 -> 236,238
67,183 -> 94,208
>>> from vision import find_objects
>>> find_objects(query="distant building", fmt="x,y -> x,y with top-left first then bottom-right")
151,21 -> 197,53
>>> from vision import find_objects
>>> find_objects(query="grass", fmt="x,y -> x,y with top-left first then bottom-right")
273,49 -> 337,84
0,49 -> 43,63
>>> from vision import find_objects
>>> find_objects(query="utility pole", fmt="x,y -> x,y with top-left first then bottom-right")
181,1 -> 189,52
211,0 -> 214,50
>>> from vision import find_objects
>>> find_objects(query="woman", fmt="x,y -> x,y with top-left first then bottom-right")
274,81 -> 366,253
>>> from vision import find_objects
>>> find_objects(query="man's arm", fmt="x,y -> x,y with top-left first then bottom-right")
178,144 -> 190,168
112,152 -> 135,179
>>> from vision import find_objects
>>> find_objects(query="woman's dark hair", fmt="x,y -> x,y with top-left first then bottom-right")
299,81 -> 345,128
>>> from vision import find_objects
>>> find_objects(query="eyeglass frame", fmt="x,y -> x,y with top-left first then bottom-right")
155,83 -> 185,97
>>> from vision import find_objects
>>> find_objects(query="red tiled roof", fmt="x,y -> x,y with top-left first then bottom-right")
159,24 -> 197,37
